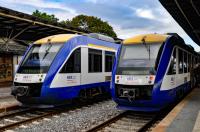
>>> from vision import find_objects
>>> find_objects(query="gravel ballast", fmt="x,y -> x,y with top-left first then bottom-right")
13,100 -> 123,132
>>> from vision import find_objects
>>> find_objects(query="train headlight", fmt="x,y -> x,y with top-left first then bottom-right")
116,75 -> 120,84
148,75 -> 155,84
149,75 -> 154,81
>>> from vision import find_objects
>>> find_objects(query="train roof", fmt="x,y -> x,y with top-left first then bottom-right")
123,34 -> 169,45
34,33 -> 119,44
33,34 -> 119,52
34,34 -> 78,44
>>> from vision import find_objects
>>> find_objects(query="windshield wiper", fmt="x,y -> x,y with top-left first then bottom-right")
42,44 -> 52,60
141,36 -> 150,60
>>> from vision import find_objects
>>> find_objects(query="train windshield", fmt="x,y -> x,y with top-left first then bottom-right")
117,43 -> 162,75
18,43 -> 63,74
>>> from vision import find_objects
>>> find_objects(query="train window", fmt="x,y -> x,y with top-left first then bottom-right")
188,54 -> 191,72
195,57 -> 198,66
178,49 -> 183,74
167,48 -> 176,75
193,56 -> 196,67
105,51 -> 115,72
89,48 -> 102,72
60,48 -> 81,73
183,52 -> 188,73
191,56 -> 193,68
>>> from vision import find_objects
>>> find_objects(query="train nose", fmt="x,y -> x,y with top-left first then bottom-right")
12,86 -> 28,97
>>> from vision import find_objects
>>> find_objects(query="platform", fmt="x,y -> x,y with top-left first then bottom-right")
0,86 -> 12,99
0,86 -> 19,112
152,88 -> 200,132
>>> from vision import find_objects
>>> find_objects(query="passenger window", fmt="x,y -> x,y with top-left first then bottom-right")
89,48 -> 102,72
191,56 -> 193,68
183,52 -> 188,73
105,51 -> 115,72
195,57 -> 198,66
167,48 -> 176,75
60,48 -> 81,73
178,49 -> 183,74
188,54 -> 191,72
194,57 -> 196,67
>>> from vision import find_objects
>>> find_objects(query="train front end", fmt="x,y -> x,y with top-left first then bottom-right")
11,35 -> 72,107
111,34 -> 169,111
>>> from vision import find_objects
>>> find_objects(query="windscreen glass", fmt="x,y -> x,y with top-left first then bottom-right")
117,43 -> 162,75
18,43 -> 63,74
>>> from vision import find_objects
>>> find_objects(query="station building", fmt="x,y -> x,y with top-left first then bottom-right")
0,38 -> 27,87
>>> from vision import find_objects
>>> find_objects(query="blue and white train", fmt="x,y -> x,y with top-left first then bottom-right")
111,33 -> 200,111
12,33 -> 119,107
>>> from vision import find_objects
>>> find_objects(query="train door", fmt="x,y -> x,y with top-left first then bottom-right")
104,51 -> 115,81
176,48 -> 189,97
161,47 -> 177,91
81,47 -> 104,85
176,48 -> 183,88
183,51 -> 189,91
188,54 -> 192,88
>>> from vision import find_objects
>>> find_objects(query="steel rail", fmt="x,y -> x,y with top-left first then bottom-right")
0,98 -> 111,131
86,111 -> 156,132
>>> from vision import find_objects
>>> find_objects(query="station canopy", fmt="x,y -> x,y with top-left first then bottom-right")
0,6 -> 91,44
159,0 -> 200,46
0,6 -> 121,54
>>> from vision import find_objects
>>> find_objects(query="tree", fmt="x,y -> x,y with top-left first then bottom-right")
60,19 -> 71,27
70,15 -> 117,38
32,10 -> 117,38
32,10 -> 59,23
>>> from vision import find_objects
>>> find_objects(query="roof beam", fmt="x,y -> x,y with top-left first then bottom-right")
0,12 -> 87,35
174,0 -> 200,43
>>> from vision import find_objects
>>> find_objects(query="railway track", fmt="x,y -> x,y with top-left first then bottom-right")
0,107 -> 65,131
86,111 -> 158,132
0,98 -> 111,131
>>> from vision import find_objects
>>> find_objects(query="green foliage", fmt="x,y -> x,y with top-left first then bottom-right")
32,10 -> 117,38
32,10 -> 59,23
60,19 -> 71,27
70,15 -> 117,38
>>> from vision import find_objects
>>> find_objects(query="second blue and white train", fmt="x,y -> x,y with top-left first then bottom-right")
111,33 -> 200,111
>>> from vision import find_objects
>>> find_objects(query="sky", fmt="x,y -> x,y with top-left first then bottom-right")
0,0 -> 200,51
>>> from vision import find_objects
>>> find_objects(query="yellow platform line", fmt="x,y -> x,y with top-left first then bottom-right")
192,111 -> 200,132
152,88 -> 199,132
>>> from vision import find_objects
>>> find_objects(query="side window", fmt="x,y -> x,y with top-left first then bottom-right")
188,54 -> 191,72
89,48 -> 102,72
167,48 -> 176,75
191,56 -> 193,69
60,48 -> 81,73
178,49 -> 183,74
193,56 -> 196,67
195,57 -> 198,66
105,51 -> 115,72
183,52 -> 188,73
